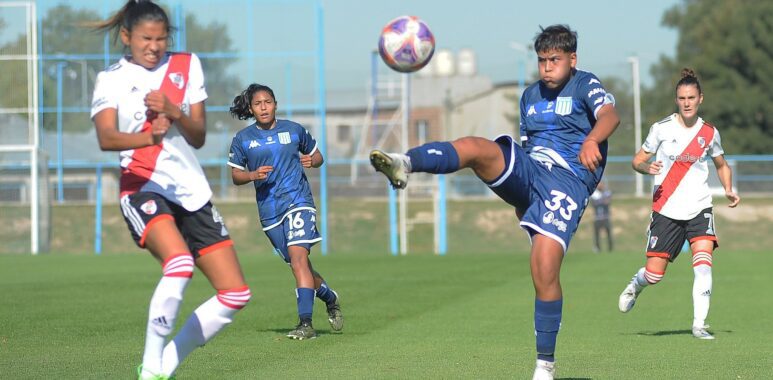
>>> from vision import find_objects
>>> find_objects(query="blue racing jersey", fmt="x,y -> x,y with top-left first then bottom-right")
228,119 -> 318,228
519,70 -> 615,191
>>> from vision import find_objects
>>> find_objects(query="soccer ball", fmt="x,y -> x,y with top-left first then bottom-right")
378,16 -> 435,73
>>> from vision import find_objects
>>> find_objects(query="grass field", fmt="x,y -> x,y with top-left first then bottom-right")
1,247 -> 771,379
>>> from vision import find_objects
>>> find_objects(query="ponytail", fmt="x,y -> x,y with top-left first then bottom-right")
89,0 -> 172,45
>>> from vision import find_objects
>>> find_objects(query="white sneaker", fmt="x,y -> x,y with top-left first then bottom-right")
618,280 -> 641,313
692,325 -> 715,340
532,359 -> 555,380
369,150 -> 410,189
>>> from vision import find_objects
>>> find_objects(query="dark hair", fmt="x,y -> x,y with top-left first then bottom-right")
91,0 -> 172,45
230,84 -> 277,120
533,24 -> 577,53
676,67 -> 702,94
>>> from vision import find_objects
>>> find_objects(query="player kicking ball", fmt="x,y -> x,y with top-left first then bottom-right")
371,24 -> 620,380
618,68 -> 740,340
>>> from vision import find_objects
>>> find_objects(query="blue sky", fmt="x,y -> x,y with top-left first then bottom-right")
3,0 -> 681,95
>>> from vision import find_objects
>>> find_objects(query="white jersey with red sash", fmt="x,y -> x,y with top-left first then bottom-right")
642,113 -> 724,220
91,52 -> 211,211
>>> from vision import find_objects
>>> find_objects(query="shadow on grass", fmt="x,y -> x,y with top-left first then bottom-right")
557,377 -> 593,380
633,329 -> 732,337
257,327 -> 346,337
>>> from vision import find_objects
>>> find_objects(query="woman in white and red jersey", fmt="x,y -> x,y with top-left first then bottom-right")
90,1 -> 250,378
617,68 -> 740,340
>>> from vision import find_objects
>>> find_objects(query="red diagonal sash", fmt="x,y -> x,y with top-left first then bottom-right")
652,123 -> 715,212
120,53 -> 192,197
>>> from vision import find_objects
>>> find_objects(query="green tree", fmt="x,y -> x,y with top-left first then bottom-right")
644,0 -> 773,154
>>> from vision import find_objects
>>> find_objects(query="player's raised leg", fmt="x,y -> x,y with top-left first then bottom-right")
618,257 -> 668,313
370,137 -> 506,189
160,246 -> 251,377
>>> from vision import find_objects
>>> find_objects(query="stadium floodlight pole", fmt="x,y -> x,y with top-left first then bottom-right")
628,56 -> 644,197
56,61 -> 66,204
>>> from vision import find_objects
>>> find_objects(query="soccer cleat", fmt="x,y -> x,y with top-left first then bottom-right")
287,320 -> 317,340
692,325 -> 715,340
618,279 -> 642,313
369,150 -> 410,189
137,365 -> 175,380
326,291 -> 344,332
532,359 -> 555,380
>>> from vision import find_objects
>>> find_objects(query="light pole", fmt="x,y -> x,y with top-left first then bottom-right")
509,41 -> 530,91
628,56 -> 644,197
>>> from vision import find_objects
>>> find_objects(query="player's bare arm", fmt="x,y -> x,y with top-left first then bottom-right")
301,150 -> 324,169
144,91 -> 206,149
712,155 -> 740,207
94,108 -> 158,150
580,104 -> 620,172
632,149 -> 661,175
231,166 -> 273,185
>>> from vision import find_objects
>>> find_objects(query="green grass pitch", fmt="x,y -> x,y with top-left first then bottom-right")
1,248 -> 770,379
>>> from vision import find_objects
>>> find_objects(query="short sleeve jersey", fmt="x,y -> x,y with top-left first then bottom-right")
519,70 -> 615,191
642,114 -> 724,220
228,120 -> 318,228
90,52 -> 211,211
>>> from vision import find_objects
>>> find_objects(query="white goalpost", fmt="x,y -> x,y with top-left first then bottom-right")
0,1 -> 48,254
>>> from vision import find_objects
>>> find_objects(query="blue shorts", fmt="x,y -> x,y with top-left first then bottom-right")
486,136 -> 591,252
263,207 -> 322,263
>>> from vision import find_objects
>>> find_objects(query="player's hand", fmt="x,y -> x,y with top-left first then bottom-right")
150,113 -> 171,145
300,154 -> 313,168
145,90 -> 182,120
725,190 -> 740,208
647,161 -> 663,175
248,166 -> 273,181
579,139 -> 602,172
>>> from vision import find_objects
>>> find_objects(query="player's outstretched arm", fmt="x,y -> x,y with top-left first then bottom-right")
580,104 -> 620,172
712,155 -> 740,207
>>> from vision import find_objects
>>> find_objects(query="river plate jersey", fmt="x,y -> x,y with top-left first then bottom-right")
642,114 -> 723,220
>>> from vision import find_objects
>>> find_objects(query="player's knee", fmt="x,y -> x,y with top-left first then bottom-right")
692,250 -> 712,268
216,286 -> 252,310
643,266 -> 665,285
162,253 -> 195,278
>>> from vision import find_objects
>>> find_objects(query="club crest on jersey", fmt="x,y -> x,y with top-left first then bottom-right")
140,200 -> 158,215
649,235 -> 658,249
168,72 -> 185,90
555,97 -> 573,116
278,132 -> 291,144
697,137 -> 706,148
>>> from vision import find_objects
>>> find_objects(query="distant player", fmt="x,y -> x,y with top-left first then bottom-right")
618,68 -> 740,339
590,181 -> 613,252
370,25 -> 620,380
90,1 -> 250,378
228,83 -> 342,340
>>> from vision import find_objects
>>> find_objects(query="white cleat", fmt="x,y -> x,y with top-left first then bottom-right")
532,359 -> 555,380
692,325 -> 715,340
369,150 -> 410,189
618,280 -> 641,313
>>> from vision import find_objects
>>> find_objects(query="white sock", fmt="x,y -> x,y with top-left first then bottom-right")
634,267 -> 649,290
161,287 -> 251,377
141,255 -> 193,379
692,253 -> 713,327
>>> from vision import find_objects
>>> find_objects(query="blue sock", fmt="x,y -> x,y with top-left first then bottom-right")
406,142 -> 460,174
316,282 -> 337,305
296,288 -> 315,322
534,298 -> 562,362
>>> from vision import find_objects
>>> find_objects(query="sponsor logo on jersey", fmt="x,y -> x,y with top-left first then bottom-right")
266,135 -> 275,145
130,86 -> 140,93
168,72 -> 185,90
669,153 -> 707,163
649,235 -> 658,248
555,97 -> 573,116
587,87 -> 606,98
427,149 -> 443,156
140,200 -> 158,215
248,140 -> 261,149
278,132 -> 291,144
542,211 -> 567,232
547,101 -> 554,109
134,112 -> 144,121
